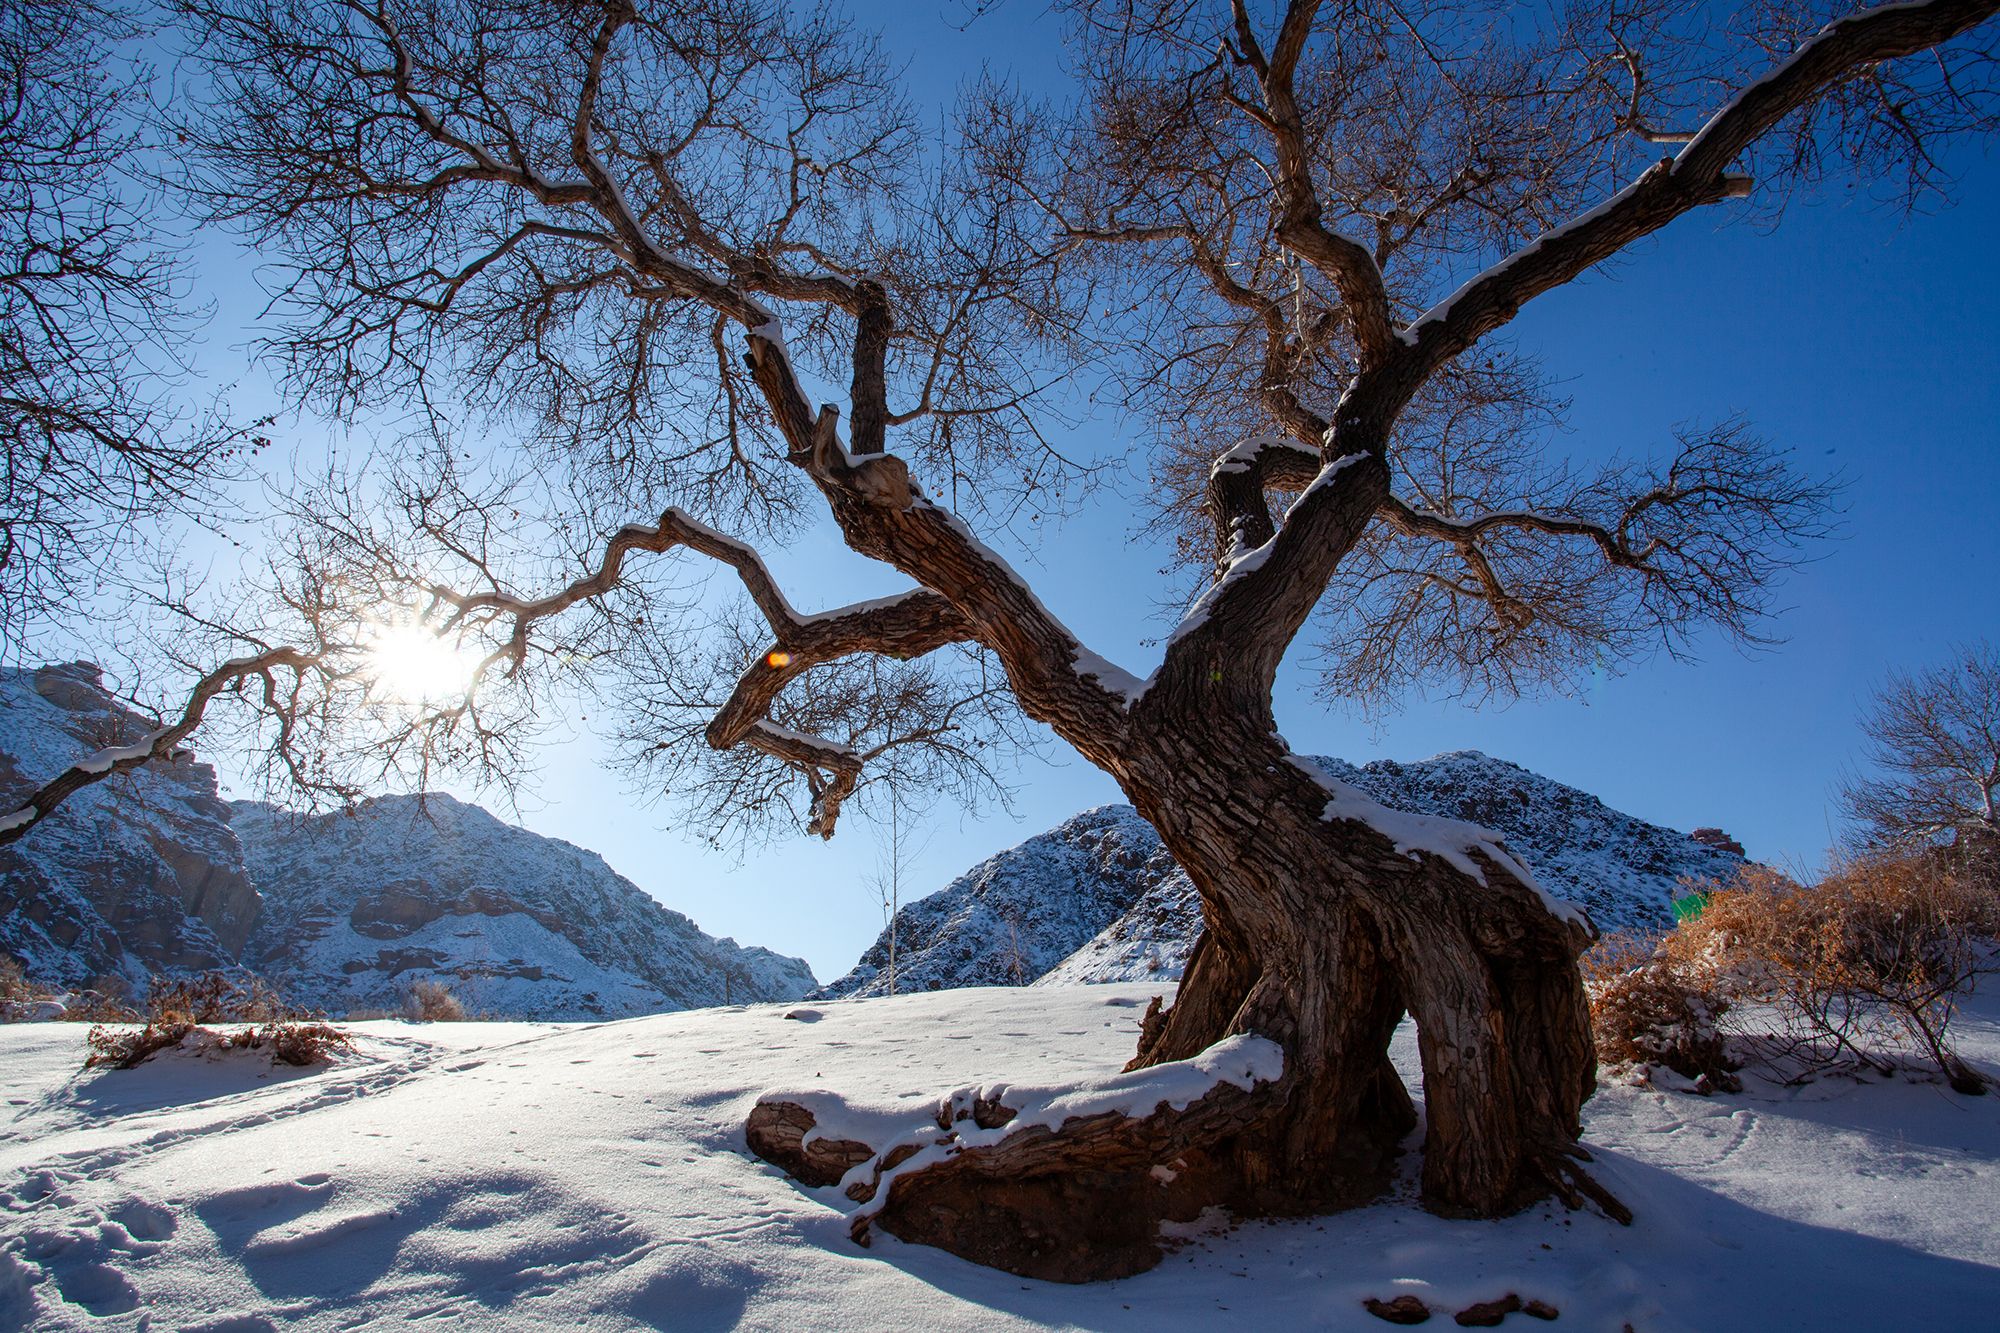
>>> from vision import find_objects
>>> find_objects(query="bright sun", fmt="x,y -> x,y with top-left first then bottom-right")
363,620 -> 480,703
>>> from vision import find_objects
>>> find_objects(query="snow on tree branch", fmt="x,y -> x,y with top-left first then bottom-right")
0,647 -> 328,846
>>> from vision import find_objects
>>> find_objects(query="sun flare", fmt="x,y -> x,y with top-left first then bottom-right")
363,620 -> 479,703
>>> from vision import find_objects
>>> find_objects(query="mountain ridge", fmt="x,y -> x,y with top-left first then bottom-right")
0,663 -> 814,1016
821,748 -> 1750,996
236,792 -> 816,1018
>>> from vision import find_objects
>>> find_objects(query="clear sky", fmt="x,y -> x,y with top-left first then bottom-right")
166,2 -> 2000,984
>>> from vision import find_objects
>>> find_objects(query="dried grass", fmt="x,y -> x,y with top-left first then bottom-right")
0,957 -> 139,1022
85,1019 -> 353,1069
145,972 -> 292,1024
1583,930 -> 1739,1092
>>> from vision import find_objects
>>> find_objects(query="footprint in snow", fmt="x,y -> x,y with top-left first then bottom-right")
243,1207 -> 400,1258
52,1262 -> 139,1317
179,1316 -> 279,1333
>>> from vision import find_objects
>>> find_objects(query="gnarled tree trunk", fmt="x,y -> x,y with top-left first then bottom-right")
753,699 -> 1614,1282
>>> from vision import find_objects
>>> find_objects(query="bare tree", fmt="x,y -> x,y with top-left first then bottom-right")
862,793 -> 928,996
4,0 -> 1998,1280
1842,641 -> 2000,858
0,0 -> 265,653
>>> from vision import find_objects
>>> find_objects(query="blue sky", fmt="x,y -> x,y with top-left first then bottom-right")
178,3 -> 2000,982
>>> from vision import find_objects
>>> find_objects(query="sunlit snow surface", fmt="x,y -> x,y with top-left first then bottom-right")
5,983 -> 1999,1329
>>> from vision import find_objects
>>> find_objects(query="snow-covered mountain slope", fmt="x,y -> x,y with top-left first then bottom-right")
235,795 -> 815,1019
1034,871 -> 1199,987
1049,751 -> 1751,985
813,805 -> 1184,998
1328,751 -> 1748,930
5,983 -> 1997,1330
0,664 -> 258,991
835,750 -> 1749,994
0,662 -> 813,1017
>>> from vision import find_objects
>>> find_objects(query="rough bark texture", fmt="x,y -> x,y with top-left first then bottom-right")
750,694 -> 1606,1280
736,316 -> 1610,1276
743,1101 -> 877,1188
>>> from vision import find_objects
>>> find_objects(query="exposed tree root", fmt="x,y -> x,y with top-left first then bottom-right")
747,1024 -> 1632,1282
751,1038 -> 1289,1281
1530,1144 -> 1634,1226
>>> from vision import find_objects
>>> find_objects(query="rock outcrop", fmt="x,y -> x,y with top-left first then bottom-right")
813,805 -> 1184,998
0,663 -> 257,991
1,663 -> 816,1017
235,795 -> 816,1019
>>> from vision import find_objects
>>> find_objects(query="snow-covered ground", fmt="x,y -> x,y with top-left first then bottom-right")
4,984 -> 1998,1330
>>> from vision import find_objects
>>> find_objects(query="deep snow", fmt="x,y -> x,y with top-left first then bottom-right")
4,983 -> 1998,1330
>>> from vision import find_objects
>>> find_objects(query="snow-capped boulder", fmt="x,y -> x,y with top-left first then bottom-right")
0,663 -> 258,991
234,794 -> 816,1019
835,750 -> 1752,993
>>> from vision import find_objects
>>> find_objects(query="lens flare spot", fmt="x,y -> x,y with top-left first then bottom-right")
765,650 -> 793,669
364,621 -> 479,703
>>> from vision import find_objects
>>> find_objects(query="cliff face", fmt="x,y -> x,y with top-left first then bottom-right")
0,663 -> 258,991
1,663 -> 815,1017
234,795 -> 816,1019
826,750 -> 1752,995
812,805 -> 1182,998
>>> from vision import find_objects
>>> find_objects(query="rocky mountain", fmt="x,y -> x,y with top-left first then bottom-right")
236,795 -> 816,1019
821,750 -> 1750,996
0,663 -> 814,1016
0,663 -> 257,991
811,805 -> 1182,1000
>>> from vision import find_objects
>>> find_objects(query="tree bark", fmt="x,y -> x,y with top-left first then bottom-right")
751,703 -> 1612,1280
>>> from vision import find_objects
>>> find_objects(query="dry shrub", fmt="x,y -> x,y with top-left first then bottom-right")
85,1019 -> 352,1069
403,979 -> 467,1022
60,989 -> 142,1022
1707,852 -> 1992,1093
0,958 -> 140,1022
84,972 -> 345,1070
85,1020 -> 202,1068
1590,852 -> 1994,1094
1583,931 -> 1740,1092
1957,838 -> 2000,936
0,957 -> 58,1022
256,1021 -> 354,1064
146,972 -> 292,1024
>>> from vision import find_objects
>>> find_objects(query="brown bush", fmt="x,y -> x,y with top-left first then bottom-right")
61,990 -> 142,1022
1956,838 -> 2000,936
85,1019 -> 352,1069
0,957 -> 140,1022
82,971 -> 344,1069
145,972 -> 292,1024
403,979 -> 467,1022
1591,853 -> 1994,1094
1583,931 -> 1739,1092
255,1021 -> 354,1065
1712,852 -> 1991,1093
